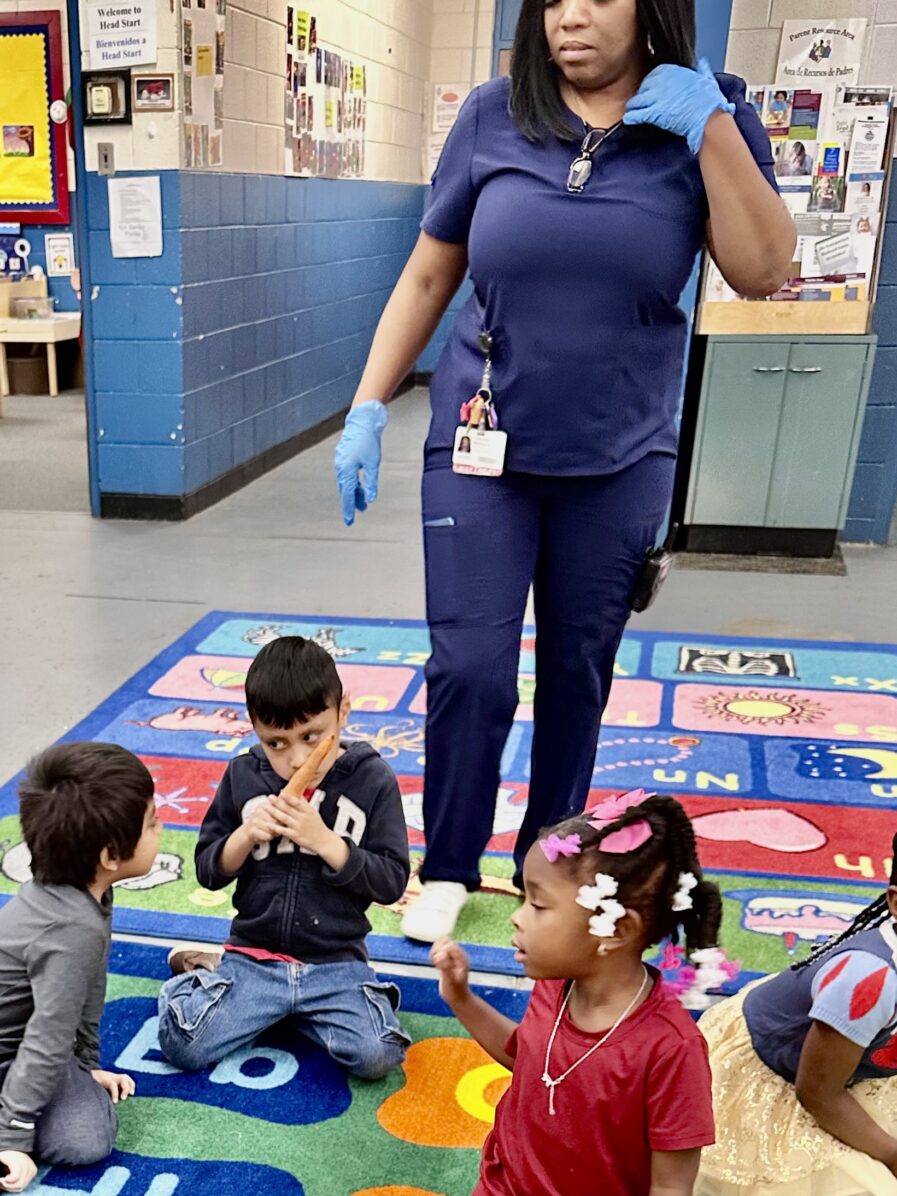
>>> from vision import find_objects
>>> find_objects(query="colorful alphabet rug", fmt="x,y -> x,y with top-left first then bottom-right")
27,940 -> 528,1196
1,612 -> 895,977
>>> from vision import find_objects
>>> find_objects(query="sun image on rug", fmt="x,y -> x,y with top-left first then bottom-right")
2,613 -> 897,977
26,941 -> 528,1196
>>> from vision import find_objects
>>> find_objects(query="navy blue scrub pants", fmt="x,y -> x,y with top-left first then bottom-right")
419,450 -> 676,890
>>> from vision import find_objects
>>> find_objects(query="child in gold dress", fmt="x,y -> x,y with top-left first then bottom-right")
697,837 -> 897,1196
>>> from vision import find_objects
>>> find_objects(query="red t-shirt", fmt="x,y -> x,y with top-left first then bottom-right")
475,969 -> 715,1196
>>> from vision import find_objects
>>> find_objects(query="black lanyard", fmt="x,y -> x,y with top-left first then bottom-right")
567,121 -> 622,193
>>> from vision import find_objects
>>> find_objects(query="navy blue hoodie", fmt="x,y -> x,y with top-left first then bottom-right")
195,742 -> 410,964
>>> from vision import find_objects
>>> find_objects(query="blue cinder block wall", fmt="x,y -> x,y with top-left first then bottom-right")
85,170 -> 424,506
843,186 -> 897,543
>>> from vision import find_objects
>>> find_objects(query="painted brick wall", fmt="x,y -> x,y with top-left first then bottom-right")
844,183 -> 897,541
87,170 -> 424,496
179,172 -> 422,491
727,0 -> 897,543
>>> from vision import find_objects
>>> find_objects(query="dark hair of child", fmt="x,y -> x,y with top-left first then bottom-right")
541,796 -> 722,953
19,742 -> 154,889
245,635 -> 343,729
793,831 -> 897,972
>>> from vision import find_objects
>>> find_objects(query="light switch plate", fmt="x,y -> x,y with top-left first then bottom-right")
97,143 -> 115,176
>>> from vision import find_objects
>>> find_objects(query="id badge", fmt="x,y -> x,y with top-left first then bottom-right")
452,425 -> 508,477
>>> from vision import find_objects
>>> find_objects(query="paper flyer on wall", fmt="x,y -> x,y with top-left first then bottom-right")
776,19 -> 867,87
846,172 -> 885,214
283,6 -> 367,179
181,0 -> 225,168
831,85 -> 892,143
432,85 -> 469,133
848,116 -> 888,173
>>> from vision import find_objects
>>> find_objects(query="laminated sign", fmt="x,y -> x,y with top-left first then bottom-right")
87,0 -> 157,69
776,19 -> 867,86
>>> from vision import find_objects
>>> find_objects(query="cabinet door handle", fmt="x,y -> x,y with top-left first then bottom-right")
753,366 -> 785,373
789,366 -> 822,374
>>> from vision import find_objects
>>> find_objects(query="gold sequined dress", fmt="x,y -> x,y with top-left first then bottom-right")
696,982 -> 897,1196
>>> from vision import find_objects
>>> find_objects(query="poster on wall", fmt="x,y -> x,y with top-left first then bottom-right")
776,19 -> 867,87
282,7 -> 367,179
181,0 -> 225,168
0,13 -> 69,225
432,84 -> 468,133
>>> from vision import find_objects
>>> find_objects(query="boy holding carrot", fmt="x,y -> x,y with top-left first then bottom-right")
157,636 -> 411,1080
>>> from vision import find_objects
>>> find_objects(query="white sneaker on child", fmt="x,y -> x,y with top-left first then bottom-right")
401,882 -> 468,943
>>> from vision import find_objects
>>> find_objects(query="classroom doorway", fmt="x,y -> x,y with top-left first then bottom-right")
0,5 -> 88,513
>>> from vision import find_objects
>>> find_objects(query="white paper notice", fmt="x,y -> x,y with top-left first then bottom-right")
44,232 -> 75,275
87,0 -> 157,69
108,175 -> 163,258
432,85 -> 469,133
849,116 -> 888,173
776,20 -> 867,86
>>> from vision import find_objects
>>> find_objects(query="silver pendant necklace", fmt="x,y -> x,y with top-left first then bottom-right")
542,965 -> 650,1116
567,121 -> 622,194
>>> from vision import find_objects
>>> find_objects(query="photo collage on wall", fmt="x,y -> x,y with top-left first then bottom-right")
704,83 -> 894,305
181,0 -> 226,168
283,8 -> 367,178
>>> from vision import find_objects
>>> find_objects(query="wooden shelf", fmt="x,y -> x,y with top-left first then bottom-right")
697,300 -> 871,337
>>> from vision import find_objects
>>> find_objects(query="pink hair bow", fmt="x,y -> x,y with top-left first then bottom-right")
539,833 -> 582,864
588,789 -> 654,855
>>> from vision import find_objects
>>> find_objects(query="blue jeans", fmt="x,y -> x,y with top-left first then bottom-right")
0,1058 -> 117,1168
157,953 -> 411,1080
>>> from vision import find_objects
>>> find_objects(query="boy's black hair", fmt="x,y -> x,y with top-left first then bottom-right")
19,742 -> 154,889
542,795 -> 721,954
510,0 -> 696,142
245,636 -> 343,729
793,832 -> 897,971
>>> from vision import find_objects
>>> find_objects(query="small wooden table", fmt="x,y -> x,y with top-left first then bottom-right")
0,313 -> 82,412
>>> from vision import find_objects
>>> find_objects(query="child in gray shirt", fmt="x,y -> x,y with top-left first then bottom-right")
0,743 -> 161,1193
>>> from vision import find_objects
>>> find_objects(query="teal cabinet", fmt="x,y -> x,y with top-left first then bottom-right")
686,336 -> 876,534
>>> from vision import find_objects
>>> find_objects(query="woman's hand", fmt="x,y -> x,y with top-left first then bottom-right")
0,1152 -> 36,1193
623,60 -> 735,154
91,1069 -> 136,1102
334,400 -> 389,527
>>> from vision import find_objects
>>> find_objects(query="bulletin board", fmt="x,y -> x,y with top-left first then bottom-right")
0,12 -> 69,224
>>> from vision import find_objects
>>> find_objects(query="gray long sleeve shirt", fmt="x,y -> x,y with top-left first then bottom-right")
0,882 -> 112,1152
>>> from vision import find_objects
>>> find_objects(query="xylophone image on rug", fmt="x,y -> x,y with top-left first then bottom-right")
26,940 -> 529,1196
1,612 -> 896,976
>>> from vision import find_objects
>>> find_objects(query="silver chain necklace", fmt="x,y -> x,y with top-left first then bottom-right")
542,965 -> 650,1116
567,121 -> 622,193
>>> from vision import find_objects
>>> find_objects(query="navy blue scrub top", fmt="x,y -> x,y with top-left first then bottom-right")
422,73 -> 776,475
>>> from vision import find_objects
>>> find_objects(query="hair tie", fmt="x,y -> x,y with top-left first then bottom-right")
539,832 -> 582,863
673,872 -> 698,912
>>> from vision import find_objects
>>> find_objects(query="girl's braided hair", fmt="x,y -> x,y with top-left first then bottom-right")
793,832 -> 897,971
540,795 -> 721,955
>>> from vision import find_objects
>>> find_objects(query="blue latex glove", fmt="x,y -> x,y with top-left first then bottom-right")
623,59 -> 735,154
334,400 -> 388,527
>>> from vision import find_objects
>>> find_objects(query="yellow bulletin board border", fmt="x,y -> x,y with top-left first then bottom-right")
0,12 -> 69,224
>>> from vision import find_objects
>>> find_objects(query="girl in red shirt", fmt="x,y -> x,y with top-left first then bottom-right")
432,791 -> 719,1196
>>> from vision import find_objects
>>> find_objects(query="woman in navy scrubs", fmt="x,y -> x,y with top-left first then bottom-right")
335,0 -> 795,942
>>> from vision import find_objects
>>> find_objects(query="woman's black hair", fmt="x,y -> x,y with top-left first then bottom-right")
541,795 -> 721,954
793,832 -> 897,971
510,0 -> 697,142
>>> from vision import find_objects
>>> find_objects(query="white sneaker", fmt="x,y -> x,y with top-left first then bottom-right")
401,881 -> 469,943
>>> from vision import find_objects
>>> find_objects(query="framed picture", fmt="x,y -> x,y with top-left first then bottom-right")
83,69 -> 131,125
132,73 -> 175,112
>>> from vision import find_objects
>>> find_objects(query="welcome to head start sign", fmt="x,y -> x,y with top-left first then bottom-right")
87,0 -> 157,69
